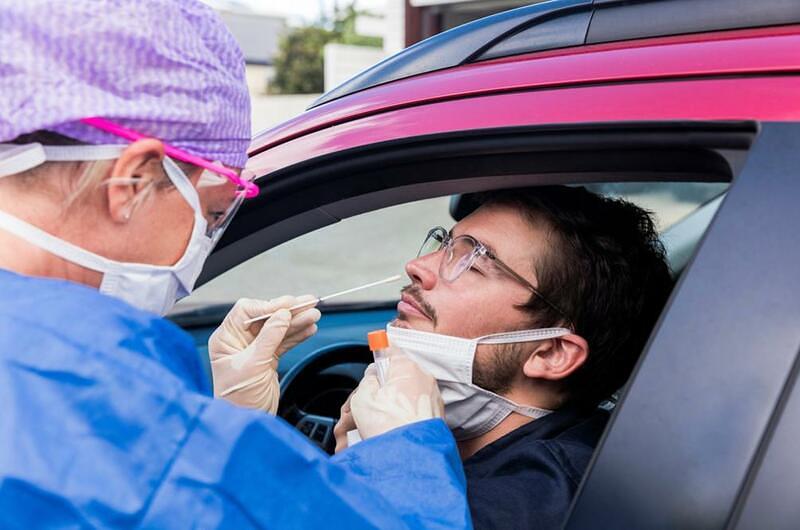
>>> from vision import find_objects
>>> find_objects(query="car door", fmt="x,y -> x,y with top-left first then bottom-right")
566,123 -> 800,529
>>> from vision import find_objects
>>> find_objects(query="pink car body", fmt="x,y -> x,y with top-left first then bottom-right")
248,25 -> 800,178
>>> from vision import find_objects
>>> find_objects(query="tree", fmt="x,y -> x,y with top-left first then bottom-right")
269,2 -> 383,94
270,26 -> 335,94
333,3 -> 383,48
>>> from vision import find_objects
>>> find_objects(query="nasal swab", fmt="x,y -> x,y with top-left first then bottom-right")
243,274 -> 403,325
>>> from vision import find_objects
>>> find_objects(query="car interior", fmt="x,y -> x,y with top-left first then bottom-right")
170,121 -> 754,453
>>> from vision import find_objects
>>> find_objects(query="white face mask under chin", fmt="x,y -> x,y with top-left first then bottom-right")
386,324 -> 571,441
0,148 -> 212,315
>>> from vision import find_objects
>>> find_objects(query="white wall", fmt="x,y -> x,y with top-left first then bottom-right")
384,0 -> 406,54
249,93 -> 320,134
356,13 -> 387,38
216,10 -> 286,64
323,43 -> 388,92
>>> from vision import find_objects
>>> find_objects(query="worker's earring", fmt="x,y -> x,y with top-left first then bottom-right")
119,180 -> 150,222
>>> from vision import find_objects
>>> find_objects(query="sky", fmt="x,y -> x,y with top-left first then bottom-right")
203,0 -> 388,25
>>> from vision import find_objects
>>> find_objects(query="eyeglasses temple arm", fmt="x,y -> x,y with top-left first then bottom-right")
80,117 -> 259,198
490,255 -> 573,327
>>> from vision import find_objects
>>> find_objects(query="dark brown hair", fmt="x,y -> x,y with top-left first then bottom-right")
477,186 -> 673,407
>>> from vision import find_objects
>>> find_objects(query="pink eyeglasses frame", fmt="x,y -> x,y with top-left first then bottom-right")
81,117 -> 259,198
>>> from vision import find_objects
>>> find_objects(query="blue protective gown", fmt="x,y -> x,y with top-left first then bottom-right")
0,269 -> 472,529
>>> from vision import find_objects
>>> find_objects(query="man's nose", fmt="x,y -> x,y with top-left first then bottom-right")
405,251 -> 440,290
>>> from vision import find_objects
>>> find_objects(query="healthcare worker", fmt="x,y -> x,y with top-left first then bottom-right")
0,1 -> 471,528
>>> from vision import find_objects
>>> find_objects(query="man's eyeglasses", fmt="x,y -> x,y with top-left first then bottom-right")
418,226 -> 571,325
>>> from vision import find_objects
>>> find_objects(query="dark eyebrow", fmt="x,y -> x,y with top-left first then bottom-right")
450,227 -> 499,257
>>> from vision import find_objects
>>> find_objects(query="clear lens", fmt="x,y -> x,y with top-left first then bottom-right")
194,163 -> 252,245
441,236 -> 477,282
418,227 -> 446,258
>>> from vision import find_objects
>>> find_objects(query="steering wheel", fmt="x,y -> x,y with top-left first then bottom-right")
278,343 -> 372,454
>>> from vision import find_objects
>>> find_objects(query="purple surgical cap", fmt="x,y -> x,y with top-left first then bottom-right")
0,0 -> 251,167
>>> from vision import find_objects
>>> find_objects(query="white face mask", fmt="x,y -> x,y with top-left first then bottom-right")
387,324 -> 571,441
0,145 -> 212,315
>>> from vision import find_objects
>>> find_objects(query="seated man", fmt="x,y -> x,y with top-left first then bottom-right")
335,185 -> 673,530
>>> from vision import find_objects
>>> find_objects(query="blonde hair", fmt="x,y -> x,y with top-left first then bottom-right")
8,159 -> 117,214
7,130 -> 186,214
66,160 -> 115,209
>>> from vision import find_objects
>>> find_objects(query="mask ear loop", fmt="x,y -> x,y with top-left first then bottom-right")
477,327 -> 572,345
0,143 -> 46,178
104,153 -> 200,221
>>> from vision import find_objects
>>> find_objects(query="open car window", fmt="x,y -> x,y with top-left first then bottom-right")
173,181 -> 727,314
174,197 -> 453,312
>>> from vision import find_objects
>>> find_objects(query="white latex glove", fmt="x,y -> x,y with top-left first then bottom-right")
333,391 -> 356,454
210,295 -> 321,413
350,348 -> 444,440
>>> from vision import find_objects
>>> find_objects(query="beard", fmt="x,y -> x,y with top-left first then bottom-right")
472,341 -> 528,395
396,283 -> 438,326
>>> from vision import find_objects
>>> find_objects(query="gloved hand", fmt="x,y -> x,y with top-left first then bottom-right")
349,348 -> 444,440
209,295 -> 321,413
333,365 -> 379,453
333,391 -> 356,454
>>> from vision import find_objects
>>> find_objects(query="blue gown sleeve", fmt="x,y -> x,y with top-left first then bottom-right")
331,421 -> 472,529
0,272 -> 472,528
140,397 -> 473,529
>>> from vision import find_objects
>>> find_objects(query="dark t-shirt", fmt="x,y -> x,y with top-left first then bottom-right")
464,406 -> 609,530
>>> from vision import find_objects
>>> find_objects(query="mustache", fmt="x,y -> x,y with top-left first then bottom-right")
400,284 -> 438,324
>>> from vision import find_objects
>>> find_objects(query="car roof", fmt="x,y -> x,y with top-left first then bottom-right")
310,0 -> 800,109
246,24 -> 800,177
249,23 -> 800,160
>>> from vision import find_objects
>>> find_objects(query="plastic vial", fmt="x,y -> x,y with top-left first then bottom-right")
367,330 -> 390,386
347,330 -> 392,447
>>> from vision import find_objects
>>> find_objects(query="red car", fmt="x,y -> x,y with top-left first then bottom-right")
183,1 -> 800,527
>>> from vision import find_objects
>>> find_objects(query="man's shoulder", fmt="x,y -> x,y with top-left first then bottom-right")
542,407 -> 610,481
464,408 -> 609,530
466,407 -> 608,474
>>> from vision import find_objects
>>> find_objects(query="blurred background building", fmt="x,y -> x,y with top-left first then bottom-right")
202,0 -> 534,132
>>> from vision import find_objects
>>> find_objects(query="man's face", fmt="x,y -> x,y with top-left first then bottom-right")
397,204 -> 554,392
397,203 -> 549,340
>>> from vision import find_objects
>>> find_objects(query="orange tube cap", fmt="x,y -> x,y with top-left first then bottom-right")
367,330 -> 390,351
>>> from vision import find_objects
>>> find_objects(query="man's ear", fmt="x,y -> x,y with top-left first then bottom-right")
106,139 -> 165,223
522,334 -> 589,381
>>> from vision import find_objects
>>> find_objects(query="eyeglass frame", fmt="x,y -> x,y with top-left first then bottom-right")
81,117 -> 259,198
81,116 -> 260,246
418,226 -> 573,327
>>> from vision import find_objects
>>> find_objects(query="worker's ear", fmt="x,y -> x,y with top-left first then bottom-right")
106,139 -> 165,223
522,334 -> 588,381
